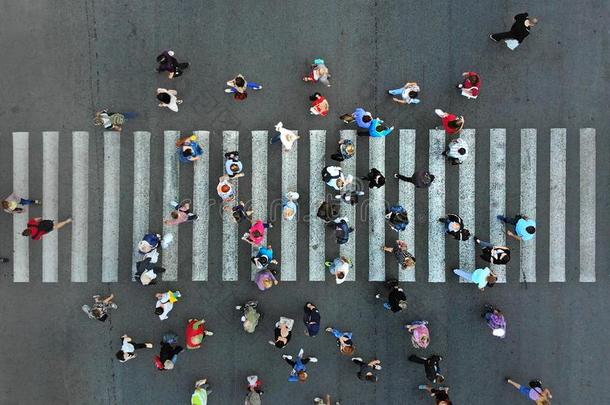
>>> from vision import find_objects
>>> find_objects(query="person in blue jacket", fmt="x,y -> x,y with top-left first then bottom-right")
358,117 -> 394,137
283,348 -> 318,382
340,107 -> 373,129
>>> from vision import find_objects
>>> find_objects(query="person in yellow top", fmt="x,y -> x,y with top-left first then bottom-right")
2,193 -> 40,214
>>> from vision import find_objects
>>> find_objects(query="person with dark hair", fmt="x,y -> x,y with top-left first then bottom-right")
251,245 -> 278,270
269,317 -> 294,348
357,117 -> 394,137
453,267 -> 497,291
176,134 -> 203,162
155,50 -> 189,78
115,334 -> 153,363
303,302 -> 321,337
316,200 -> 340,223
505,377 -> 552,404
82,294 -> 117,321
483,304 -> 507,338
2,193 -> 40,214
351,358 -> 382,382
156,88 -> 182,112
322,166 -> 353,191
330,139 -> 355,162
225,74 -> 262,100
331,217 -> 354,245
408,354 -> 444,384
383,240 -> 416,269
361,168 -> 385,189
325,327 -> 355,356
283,348 -> 318,383
135,257 -> 166,285
340,107 -> 372,129
388,81 -> 421,104
490,13 -> 538,47
226,200 -> 252,224
439,213 -> 471,241
474,237 -> 511,264
385,205 -> 409,232
418,385 -> 452,405
457,71 -> 481,99
224,151 -> 244,177
497,214 -> 536,241
0,257 -> 8,263
394,169 -> 435,188
164,199 -> 198,225
22,217 -> 71,240
155,333 -> 183,371
375,279 -> 408,312
309,92 -> 330,116
443,138 -> 469,165
335,190 -> 364,206
242,219 -> 273,246
155,290 -> 181,320
434,109 -> 464,135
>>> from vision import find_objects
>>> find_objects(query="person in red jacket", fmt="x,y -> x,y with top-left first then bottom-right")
434,109 -> 464,135
22,217 -> 72,240
457,72 -> 481,99
309,93 -> 330,116
186,318 -> 214,349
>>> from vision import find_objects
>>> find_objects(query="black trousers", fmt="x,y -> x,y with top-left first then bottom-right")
395,174 -> 414,183
491,31 -> 515,41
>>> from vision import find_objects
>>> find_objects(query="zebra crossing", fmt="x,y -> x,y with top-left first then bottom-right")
4,128 -> 598,284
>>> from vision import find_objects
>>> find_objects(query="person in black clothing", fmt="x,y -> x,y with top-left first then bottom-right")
439,214 -> 471,241
316,201 -> 340,224
335,190 -> 365,206
418,385 -> 452,405
408,354 -> 444,384
394,170 -> 435,188
490,13 -> 538,44
474,236 -> 511,264
361,168 -> 385,189
375,279 -> 408,312
156,50 -> 189,78
351,357 -> 382,382
135,257 -> 166,285
0,257 -> 8,263
303,302 -> 321,337
156,334 -> 184,370
331,217 -> 354,245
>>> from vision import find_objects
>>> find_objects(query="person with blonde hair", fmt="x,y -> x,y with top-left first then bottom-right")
325,326 -> 355,356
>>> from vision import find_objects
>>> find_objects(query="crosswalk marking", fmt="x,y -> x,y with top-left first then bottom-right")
162,131 -> 180,281
102,131 -> 120,282
369,137 -> 385,281
42,132 -> 59,282
398,130 -> 415,282
12,132 -> 29,282
251,131 -> 268,280
459,129 -> 476,274
339,130 -> 356,281
131,131 -> 150,281
520,129 -> 537,282
222,131 -> 239,281
309,130 -> 326,281
72,132 -> 89,282
192,131 -> 210,281
549,129 -> 566,282
579,128 -> 596,282
489,129 -> 507,283
281,132 -> 298,281
428,130 -> 446,282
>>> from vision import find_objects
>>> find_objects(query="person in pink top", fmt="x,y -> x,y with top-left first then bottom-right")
164,199 -> 197,225
405,321 -> 430,349
241,219 -> 273,246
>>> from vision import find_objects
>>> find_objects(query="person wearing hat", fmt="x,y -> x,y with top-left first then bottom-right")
115,334 -> 153,363
443,138 -> 469,165
497,214 -> 536,242
155,333 -> 183,371
155,50 -> 189,78
157,88 -> 183,112
224,151 -> 244,177
434,109 -> 464,135
155,290 -> 181,320
439,213 -> 471,241
482,304 -> 507,338
302,58 -> 331,87
271,122 -> 300,151
361,168 -> 386,189
283,348 -> 318,383
225,74 -> 262,100
330,139 -> 355,162
303,302 -> 321,337
325,256 -> 351,284
351,358 -> 382,382
452,267 -> 497,291
394,169 -> 435,188
388,81 -> 421,105
325,326 -> 355,356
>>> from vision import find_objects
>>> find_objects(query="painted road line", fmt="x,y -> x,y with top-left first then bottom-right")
309,130 -> 326,281
12,132 -> 29,282
192,131 -> 210,281
281,132 -> 298,281
369,137 -> 385,281
131,131 -> 150,281
398,130 -> 415,282
579,128 -> 596,282
42,132 -> 59,282
489,129 -> 507,283
223,131 -> 239,281
71,131 -> 89,282
520,129 -> 537,282
162,131 -> 180,281
102,131 -> 120,282
428,129 -> 446,282
339,130 -> 356,281
549,129 -> 566,282
459,129 -> 476,276
251,131 -> 268,280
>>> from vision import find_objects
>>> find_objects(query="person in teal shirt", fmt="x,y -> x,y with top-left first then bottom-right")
497,214 -> 536,241
357,118 -> 394,137
453,267 -> 497,290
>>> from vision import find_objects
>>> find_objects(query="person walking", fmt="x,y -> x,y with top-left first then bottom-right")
394,169 -> 435,188
475,237 -> 511,264
443,138 -> 469,165
155,290 -> 181,320
242,219 -> 273,246
155,333 -> 183,371
186,318 -> 214,350
176,134 -> 203,162
375,279 -> 408,312
435,109 -> 464,135
303,58 -> 331,87
22,217 -> 71,240
224,151 -> 244,178
361,168 -> 385,189
490,13 -> 538,49
351,358 -> 382,382
270,122 -> 300,151
439,213 -> 471,241
406,320 -> 430,349
497,214 -> 536,241
164,199 -> 197,225
383,240 -> 416,269
251,245 -> 278,270
388,81 -> 421,104
217,174 -> 244,203
334,190 -> 365,206
93,110 -> 136,132
135,257 -> 166,285
385,205 -> 409,232
313,394 -> 341,405
283,192 -> 299,221
325,256 -> 351,284
227,200 -> 253,224
0,257 -> 8,264
408,354 -> 445,384
156,50 -> 189,78
245,375 -> 264,405
340,107 -> 372,129
331,217 -> 354,245
82,294 -> 117,322
417,385 -> 452,405
357,117 -> 394,138
457,71 -> 481,99
452,267 -> 497,290
283,348 -> 318,382
237,300 -> 261,333
270,317 -> 294,348
322,166 -> 353,191
482,304 -> 507,338
505,378 -> 552,404
3,193 -> 41,214
255,268 -> 279,291
303,302 -> 321,337
115,334 -> 153,363
325,326 -> 355,356
225,74 -> 262,100
316,200 -> 340,224
309,92 -> 330,116
157,88 -> 182,112
192,378 -> 211,405
330,139 -> 355,162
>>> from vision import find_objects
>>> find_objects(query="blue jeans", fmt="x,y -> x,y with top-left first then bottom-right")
247,82 -> 262,90
453,268 -> 474,282
477,239 -> 494,249
330,328 -> 352,340
270,134 -> 282,144
20,198 -> 35,205
388,88 -> 404,96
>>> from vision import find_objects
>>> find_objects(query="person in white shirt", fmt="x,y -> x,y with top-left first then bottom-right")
388,82 -> 421,104
443,138 -> 469,165
155,291 -> 181,320
322,166 -> 353,191
115,335 -> 153,362
270,122 -> 300,151
156,88 -> 183,112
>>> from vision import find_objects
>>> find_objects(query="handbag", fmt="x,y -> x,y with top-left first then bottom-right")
505,39 -> 519,50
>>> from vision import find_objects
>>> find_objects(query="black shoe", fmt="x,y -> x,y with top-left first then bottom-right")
0,258 -> 9,263
489,34 -> 498,42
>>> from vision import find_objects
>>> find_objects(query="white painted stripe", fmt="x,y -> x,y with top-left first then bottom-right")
71,131 -> 89,282
131,131 -> 150,281
281,132 -> 298,281
42,132 -> 59,282
223,131 -> 239,281
251,131 -> 268,280
309,130 -> 326,281
192,131 -> 210,281
428,130 -> 446,282
339,130 -> 356,281
549,129 -> 566,282
102,131 -> 120,282
162,131 -> 180,281
520,129 -> 537,282
398,130 -> 415,282
369,137 -> 385,281
12,132 -> 29,282
579,128 -> 596,282
459,129 -> 476,275
489,129 -> 507,282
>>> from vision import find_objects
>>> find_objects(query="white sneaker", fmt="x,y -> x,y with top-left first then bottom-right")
298,348 -> 304,358
309,357 -> 318,363
224,88 -> 233,93
434,109 -> 445,117
282,354 -> 293,360
205,331 -> 214,336
351,357 -> 363,362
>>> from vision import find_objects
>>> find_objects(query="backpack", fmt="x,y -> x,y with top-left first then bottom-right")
335,221 -> 351,244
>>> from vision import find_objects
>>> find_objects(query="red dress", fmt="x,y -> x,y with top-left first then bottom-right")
186,319 -> 205,349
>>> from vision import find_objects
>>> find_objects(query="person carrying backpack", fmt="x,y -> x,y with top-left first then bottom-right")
155,333 -> 183,371
135,257 -> 166,285
331,217 -> 354,245
330,139 -> 355,162
316,201 -> 339,223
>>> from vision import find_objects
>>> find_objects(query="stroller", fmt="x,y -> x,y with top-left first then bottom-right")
237,300 -> 262,333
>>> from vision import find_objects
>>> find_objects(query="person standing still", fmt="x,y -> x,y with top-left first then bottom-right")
490,13 -> 538,48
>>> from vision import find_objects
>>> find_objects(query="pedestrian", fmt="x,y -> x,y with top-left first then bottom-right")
350,358 -> 382,382
309,92 -> 330,116
155,50 -> 189,78
282,192 -> 299,221
255,268 -> 279,291
302,58 -> 331,87
313,395 -> 341,405
242,219 -> 273,246
164,199 -> 198,225
137,232 -> 162,263
270,122 -> 300,151
375,279 -> 408,312
155,333 -> 183,371
334,190 -> 365,206
405,320 -> 430,349
340,107 -> 373,129
192,378 -> 211,405
361,168 -> 385,189
434,109 -> 464,135
382,240 -> 416,269
245,375 -> 264,405
155,290 -> 181,320
316,200 -> 340,224
82,294 -> 117,322
385,205 -> 409,232
303,302 -> 321,337
270,316 -> 294,348
224,151 -> 243,177
457,71 -> 481,99
497,214 -> 536,241
3,193 -> 41,214
357,117 -> 394,138
325,326 -> 355,356
283,348 -> 318,382
394,169 -> 435,188
417,385 -> 452,405
443,138 -> 469,165
217,175 -> 242,204
474,237 -> 511,264
490,13 -> 538,49
225,74 -> 263,100
438,213 -> 471,241
408,354 -> 444,384
226,200 -> 253,224
321,166 -> 353,191
331,217 -> 354,245
93,110 -> 136,132
237,300 -> 261,333
157,88 -> 183,112
251,245 -> 278,270
482,304 -> 507,338
134,257 -> 166,285
325,256 -> 351,284
115,334 -> 153,363
388,81 -> 421,104
22,217 -> 71,240
452,267 -> 497,291
330,139 -> 355,162
176,134 -> 203,162
186,318 -> 214,350
505,378 -> 552,404
0,257 -> 8,264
